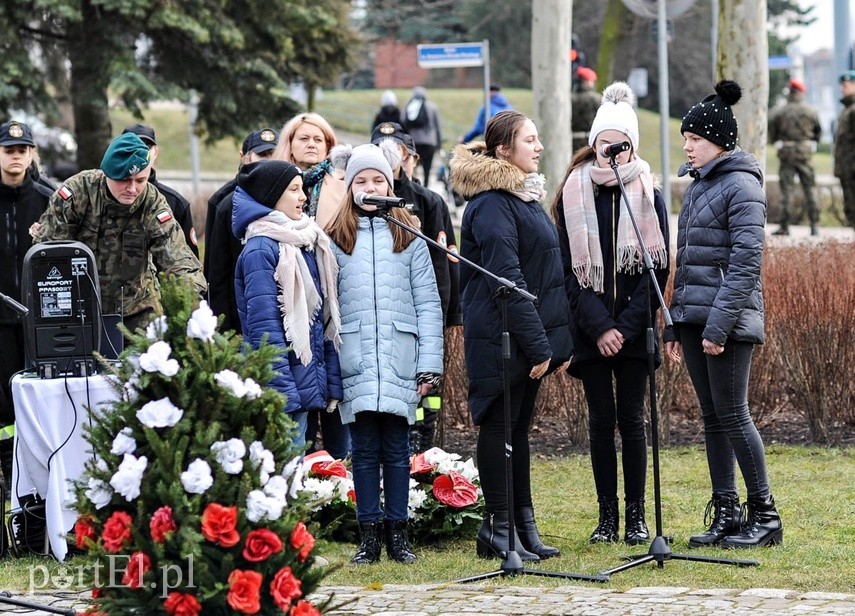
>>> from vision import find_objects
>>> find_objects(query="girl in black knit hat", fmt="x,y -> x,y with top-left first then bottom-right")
664,80 -> 783,549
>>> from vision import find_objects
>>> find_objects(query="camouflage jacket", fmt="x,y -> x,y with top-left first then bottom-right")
834,94 -> 855,179
571,88 -> 601,140
768,97 -> 821,163
34,169 -> 206,322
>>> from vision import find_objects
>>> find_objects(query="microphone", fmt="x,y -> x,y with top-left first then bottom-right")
599,141 -> 631,158
354,192 -> 406,209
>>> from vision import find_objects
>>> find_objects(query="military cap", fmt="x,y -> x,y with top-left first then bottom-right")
242,128 -> 279,155
371,122 -> 417,156
100,133 -> 152,180
0,121 -> 36,147
122,123 -> 157,146
839,70 -> 855,83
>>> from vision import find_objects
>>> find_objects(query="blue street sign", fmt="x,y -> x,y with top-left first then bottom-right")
417,43 -> 485,68
769,55 -> 793,70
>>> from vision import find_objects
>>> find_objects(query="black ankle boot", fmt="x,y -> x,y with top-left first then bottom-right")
515,506 -> 560,559
351,520 -> 382,564
688,493 -> 742,548
476,511 -> 540,562
589,499 -> 619,544
720,496 -> 783,548
623,500 -> 650,545
384,519 -> 416,564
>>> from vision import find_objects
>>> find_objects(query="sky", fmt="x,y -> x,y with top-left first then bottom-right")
793,1 -> 851,55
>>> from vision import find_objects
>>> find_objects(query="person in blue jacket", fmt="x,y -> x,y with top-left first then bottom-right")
232,160 -> 344,454
458,85 -> 513,144
326,142 -> 444,566
552,82 -> 670,547
450,110 -> 573,562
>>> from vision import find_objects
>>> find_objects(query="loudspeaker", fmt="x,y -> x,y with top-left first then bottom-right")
21,241 -> 102,378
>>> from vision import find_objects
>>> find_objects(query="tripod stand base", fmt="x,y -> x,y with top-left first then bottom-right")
456,550 -> 609,583
599,535 -> 759,576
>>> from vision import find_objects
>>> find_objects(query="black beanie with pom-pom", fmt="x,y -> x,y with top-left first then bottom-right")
237,160 -> 302,209
680,80 -> 742,151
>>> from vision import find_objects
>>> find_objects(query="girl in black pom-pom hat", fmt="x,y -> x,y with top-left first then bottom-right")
665,79 -> 783,549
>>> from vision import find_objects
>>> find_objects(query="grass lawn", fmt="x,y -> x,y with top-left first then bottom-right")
2,445 -> 853,594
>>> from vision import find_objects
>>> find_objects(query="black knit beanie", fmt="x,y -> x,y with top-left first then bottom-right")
680,80 -> 742,151
237,160 -> 302,209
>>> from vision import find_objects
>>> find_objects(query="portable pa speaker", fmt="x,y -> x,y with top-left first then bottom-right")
21,241 -> 103,378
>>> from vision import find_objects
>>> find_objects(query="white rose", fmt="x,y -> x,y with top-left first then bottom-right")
181,459 -> 213,494
249,441 -> 275,485
186,300 -> 217,341
211,438 -> 246,474
264,475 -> 289,501
242,378 -> 262,400
246,490 -> 284,523
139,341 -> 179,377
145,316 -> 168,341
85,477 -> 113,509
109,454 -> 148,501
110,428 -> 137,456
136,397 -> 184,428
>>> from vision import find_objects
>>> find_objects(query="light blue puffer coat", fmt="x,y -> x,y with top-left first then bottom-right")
332,213 -> 444,424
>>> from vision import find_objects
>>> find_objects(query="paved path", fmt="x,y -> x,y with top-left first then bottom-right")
10,584 -> 855,615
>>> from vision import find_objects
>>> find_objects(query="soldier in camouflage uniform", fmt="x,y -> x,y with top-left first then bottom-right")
768,80 -> 822,235
572,67 -> 601,155
32,133 -> 206,332
834,71 -> 855,230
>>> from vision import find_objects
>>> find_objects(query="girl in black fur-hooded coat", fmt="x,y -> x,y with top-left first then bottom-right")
450,110 -> 572,562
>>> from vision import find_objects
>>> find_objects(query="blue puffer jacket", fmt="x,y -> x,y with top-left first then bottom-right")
332,213 -> 444,425
232,187 -> 343,413
669,148 -> 766,345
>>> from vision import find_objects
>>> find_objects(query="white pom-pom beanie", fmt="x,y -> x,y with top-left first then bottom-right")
330,142 -> 398,190
587,81 -> 639,151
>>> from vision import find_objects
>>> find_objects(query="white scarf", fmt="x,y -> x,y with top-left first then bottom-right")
244,212 -> 341,365
562,158 -> 666,294
508,172 -> 548,203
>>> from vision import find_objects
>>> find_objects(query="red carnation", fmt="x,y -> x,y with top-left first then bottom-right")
227,570 -> 263,614
122,551 -> 152,589
202,503 -> 240,548
290,522 -> 315,562
243,528 -> 283,562
433,470 -> 479,508
164,591 -> 203,616
290,600 -> 321,616
150,505 -> 178,543
410,452 -> 435,475
101,511 -> 133,553
270,566 -> 302,611
310,458 -> 347,478
74,515 -> 97,549
347,488 -> 357,504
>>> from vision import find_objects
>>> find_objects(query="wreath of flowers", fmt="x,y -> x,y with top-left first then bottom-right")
72,278 -> 331,615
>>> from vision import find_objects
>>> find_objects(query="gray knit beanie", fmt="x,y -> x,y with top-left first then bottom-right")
330,142 -> 398,190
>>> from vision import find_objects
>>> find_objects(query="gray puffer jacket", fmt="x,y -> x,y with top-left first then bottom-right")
669,148 -> 766,345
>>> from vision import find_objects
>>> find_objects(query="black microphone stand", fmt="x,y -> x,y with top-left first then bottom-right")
596,154 -> 758,576
379,207 -> 608,583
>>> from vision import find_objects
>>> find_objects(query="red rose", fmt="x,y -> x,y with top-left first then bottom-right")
289,522 -> 315,563
201,503 -> 240,548
164,591 -> 203,616
310,459 -> 348,478
433,470 -> 479,508
121,551 -> 152,589
270,566 -> 302,611
150,505 -> 178,543
410,452 -> 435,475
101,511 -> 133,553
242,528 -> 283,562
74,515 -> 97,549
91,587 -> 102,599
290,600 -> 321,616
227,570 -> 263,614
347,488 -> 356,504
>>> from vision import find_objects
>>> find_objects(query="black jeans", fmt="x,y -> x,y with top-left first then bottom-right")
578,357 -> 648,502
476,377 -> 541,513
679,324 -> 770,500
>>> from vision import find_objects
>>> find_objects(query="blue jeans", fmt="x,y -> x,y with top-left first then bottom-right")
678,324 -> 771,500
350,412 -> 411,523
305,409 -> 351,460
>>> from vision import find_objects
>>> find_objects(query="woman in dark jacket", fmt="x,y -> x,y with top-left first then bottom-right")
665,80 -> 782,549
553,82 -> 669,546
232,160 -> 343,452
450,110 -> 573,562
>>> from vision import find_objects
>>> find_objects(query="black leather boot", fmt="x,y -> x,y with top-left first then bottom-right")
720,496 -> 783,548
515,506 -> 560,559
623,500 -> 650,545
476,511 -> 540,562
688,493 -> 741,548
351,520 -> 382,564
589,499 -> 619,544
384,519 -> 417,564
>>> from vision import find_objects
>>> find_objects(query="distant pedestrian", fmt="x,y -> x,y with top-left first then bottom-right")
834,70 -> 855,230
571,67 -> 601,155
458,85 -> 513,144
402,87 -> 442,184
768,80 -> 822,235
372,90 -> 403,131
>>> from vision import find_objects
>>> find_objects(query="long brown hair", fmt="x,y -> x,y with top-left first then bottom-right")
324,189 -> 418,255
549,146 -> 597,222
484,110 -> 528,159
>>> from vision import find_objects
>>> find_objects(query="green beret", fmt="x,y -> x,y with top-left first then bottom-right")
100,133 -> 152,180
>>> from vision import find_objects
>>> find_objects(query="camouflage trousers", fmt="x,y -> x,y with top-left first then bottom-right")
840,177 -> 855,229
778,158 -> 818,225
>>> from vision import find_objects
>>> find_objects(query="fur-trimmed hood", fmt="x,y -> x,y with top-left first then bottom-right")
449,142 -> 527,199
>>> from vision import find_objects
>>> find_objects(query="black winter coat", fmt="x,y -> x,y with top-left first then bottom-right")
669,148 -> 766,345
556,184 -> 670,374
206,189 -> 244,333
150,169 -> 198,257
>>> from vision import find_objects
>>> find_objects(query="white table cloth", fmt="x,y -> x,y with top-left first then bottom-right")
11,373 -> 117,561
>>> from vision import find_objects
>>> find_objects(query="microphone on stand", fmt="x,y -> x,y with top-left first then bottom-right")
354,192 -> 408,209
599,141 -> 631,158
